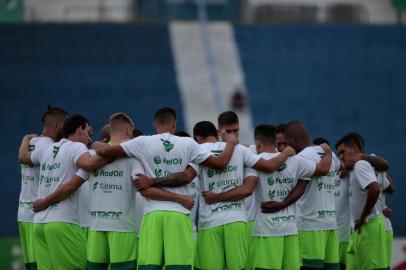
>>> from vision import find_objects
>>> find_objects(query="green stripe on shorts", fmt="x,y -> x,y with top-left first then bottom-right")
86,261 -> 109,270
111,259 -> 137,270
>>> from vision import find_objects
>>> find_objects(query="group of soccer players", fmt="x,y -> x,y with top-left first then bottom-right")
17,105 -> 394,270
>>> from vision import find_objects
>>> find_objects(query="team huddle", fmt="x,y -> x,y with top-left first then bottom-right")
18,106 -> 394,270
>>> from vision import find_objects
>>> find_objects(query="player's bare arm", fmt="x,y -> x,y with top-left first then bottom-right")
253,146 -> 296,173
33,175 -> 85,212
202,176 -> 258,204
139,187 -> 194,210
18,134 -> 38,165
261,179 -> 308,213
134,165 -> 197,190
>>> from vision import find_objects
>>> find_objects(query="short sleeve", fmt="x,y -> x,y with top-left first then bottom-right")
72,143 -> 89,164
31,143 -> 51,165
244,166 -> 258,178
242,146 -> 261,168
295,156 -> 316,180
381,173 -> 390,191
121,136 -> 144,158
188,163 -> 200,177
188,139 -> 211,164
353,160 -> 377,190
129,158 -> 145,179
76,168 -> 90,181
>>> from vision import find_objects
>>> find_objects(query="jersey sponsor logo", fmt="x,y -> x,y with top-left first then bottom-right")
318,210 -> 335,218
19,201 -> 33,208
161,139 -> 174,152
271,214 -> 295,222
41,162 -> 60,171
317,181 -> 335,192
154,168 -> 170,177
39,175 -> 59,186
211,201 -> 242,213
268,189 -> 289,200
207,165 -> 237,178
92,182 -> 123,193
277,163 -> 287,172
90,210 -> 123,219
208,182 -> 215,191
21,175 -> 35,182
93,169 -> 124,177
267,176 -> 294,186
216,178 -> 239,190
153,156 -> 182,166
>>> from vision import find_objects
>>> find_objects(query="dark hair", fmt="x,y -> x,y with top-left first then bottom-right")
132,129 -> 144,138
62,114 -> 89,138
174,131 -> 191,138
193,121 -> 218,140
313,137 -> 330,146
41,105 -> 69,126
254,124 -> 276,145
335,132 -> 364,151
275,123 -> 287,134
154,107 -> 176,124
218,111 -> 239,127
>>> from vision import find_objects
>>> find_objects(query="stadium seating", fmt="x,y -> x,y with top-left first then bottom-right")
0,24 -> 184,235
235,25 -> 406,234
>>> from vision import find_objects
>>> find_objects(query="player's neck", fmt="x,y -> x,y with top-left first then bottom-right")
110,135 -> 130,145
205,136 -> 218,143
42,128 -> 57,141
155,126 -> 173,134
260,145 -> 277,154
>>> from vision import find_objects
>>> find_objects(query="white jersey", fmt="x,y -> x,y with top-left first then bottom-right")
33,139 -> 88,224
121,133 -> 211,214
78,181 -> 90,228
190,177 -> 199,239
375,171 -> 392,231
134,191 -> 144,236
18,136 -> 54,222
77,151 -> 143,232
253,152 -> 316,237
296,146 -> 340,231
349,160 -> 381,226
334,175 -> 351,242
245,145 -> 258,222
194,142 -> 260,230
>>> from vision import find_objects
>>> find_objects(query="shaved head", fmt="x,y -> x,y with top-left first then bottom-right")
100,124 -> 110,141
284,121 -> 312,152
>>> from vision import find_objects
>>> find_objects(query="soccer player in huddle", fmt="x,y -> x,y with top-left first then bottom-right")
336,133 -> 388,270
284,121 -> 341,270
20,114 -> 109,269
94,107 -> 239,270
18,106 -> 69,270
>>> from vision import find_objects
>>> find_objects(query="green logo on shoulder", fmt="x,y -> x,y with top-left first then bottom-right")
161,139 -> 174,152
277,163 -> 287,172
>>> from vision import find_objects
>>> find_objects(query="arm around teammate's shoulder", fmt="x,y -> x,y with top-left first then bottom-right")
76,152 -> 110,171
93,142 -> 127,159
18,134 -> 38,165
253,146 -> 296,173
201,133 -> 239,170
312,143 -> 332,176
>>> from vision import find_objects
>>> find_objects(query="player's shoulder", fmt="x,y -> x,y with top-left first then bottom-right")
298,145 -> 321,159
30,136 -> 54,146
354,159 -> 373,171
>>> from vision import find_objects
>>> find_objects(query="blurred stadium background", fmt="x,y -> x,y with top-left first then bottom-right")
1,0 -> 406,269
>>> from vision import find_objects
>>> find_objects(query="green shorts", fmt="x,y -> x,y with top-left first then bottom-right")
249,234 -> 300,270
386,230 -> 393,268
87,230 -> 137,270
338,242 -> 349,270
33,222 -> 86,270
18,222 -> 36,270
351,216 -> 387,270
138,210 -> 193,270
298,230 -> 339,269
195,221 -> 247,270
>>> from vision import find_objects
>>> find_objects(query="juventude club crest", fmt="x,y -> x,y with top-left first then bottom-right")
161,139 -> 174,152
